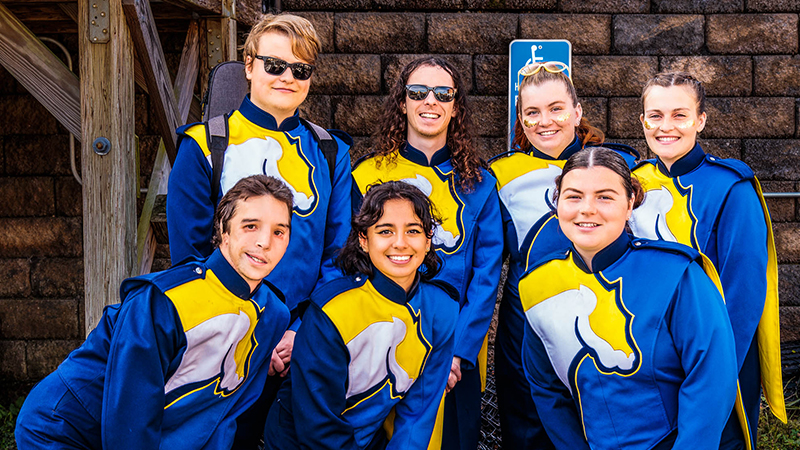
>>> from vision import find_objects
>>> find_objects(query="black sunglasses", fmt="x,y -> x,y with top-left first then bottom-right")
254,55 -> 315,81
405,84 -> 457,102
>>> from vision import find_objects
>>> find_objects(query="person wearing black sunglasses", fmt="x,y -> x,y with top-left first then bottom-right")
166,13 -> 354,449
352,57 -> 503,450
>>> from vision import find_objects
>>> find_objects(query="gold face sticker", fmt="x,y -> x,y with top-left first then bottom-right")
522,112 -> 570,128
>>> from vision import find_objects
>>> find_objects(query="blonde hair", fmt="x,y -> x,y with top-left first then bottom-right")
243,14 -> 321,66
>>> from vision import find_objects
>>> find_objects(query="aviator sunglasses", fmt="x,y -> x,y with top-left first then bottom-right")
254,55 -> 315,81
517,61 -> 570,89
405,84 -> 458,102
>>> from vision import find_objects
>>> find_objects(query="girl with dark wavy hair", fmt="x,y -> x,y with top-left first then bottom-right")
264,181 -> 459,449
352,58 -> 503,450
488,64 -> 640,449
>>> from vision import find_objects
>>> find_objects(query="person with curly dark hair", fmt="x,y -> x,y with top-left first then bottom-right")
264,181 -> 459,449
352,57 -> 503,450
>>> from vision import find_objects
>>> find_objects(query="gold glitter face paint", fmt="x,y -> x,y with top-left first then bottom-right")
523,118 -> 538,128
522,112 -> 570,128
643,118 -> 658,130
643,117 -> 695,130
675,119 -> 695,129
555,112 -> 571,123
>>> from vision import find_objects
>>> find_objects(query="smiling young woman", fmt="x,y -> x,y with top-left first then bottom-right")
629,72 -> 786,449
518,147 -> 738,450
264,181 -> 460,450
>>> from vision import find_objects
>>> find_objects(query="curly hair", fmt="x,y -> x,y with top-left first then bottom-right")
370,57 -> 483,192
511,68 -> 604,154
336,181 -> 441,281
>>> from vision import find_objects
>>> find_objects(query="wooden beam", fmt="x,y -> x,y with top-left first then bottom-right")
136,19 -> 200,274
58,2 -> 78,23
123,0 -> 180,163
0,2 -> 81,140
173,19 -> 199,122
80,0 -> 137,334
162,0 -> 221,16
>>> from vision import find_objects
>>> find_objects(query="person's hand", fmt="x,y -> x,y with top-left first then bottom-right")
268,330 -> 296,377
446,357 -> 462,393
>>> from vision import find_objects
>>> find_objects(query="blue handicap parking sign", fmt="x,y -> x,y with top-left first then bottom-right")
507,40 -> 572,150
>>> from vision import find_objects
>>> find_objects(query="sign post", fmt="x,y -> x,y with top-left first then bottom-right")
508,39 -> 572,150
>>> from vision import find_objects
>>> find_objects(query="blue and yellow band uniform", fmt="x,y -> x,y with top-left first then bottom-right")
264,269 -> 459,449
15,249 -> 290,449
488,137 -> 639,449
351,143 -> 504,449
629,144 -> 786,449
520,233 -> 738,449
167,95 -> 353,316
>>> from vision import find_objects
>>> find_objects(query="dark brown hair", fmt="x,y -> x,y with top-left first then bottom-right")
554,147 -> 644,208
511,69 -> 604,154
212,175 -> 294,248
641,71 -> 706,115
370,57 -> 482,192
337,181 -> 441,280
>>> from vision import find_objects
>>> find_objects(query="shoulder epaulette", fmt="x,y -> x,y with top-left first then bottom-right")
487,149 -> 518,166
523,247 -> 571,278
589,142 -> 640,161
632,158 -> 657,172
119,262 -> 206,300
704,155 -> 754,179
176,121 -> 203,137
629,238 -> 701,261
328,129 -> 353,147
261,279 -> 286,304
352,151 -> 379,170
310,274 -> 369,308
426,279 -> 460,304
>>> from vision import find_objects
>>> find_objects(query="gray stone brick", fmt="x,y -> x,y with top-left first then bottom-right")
660,56 -> 752,97
580,97 -> 608,134
5,135 -> 73,176
373,0 -> 464,10
349,136 -> 374,162
697,139 -> 742,160
475,137 -> 506,162
474,55 -> 508,96
608,97 -> 644,139
780,306 -> 800,341
743,140 -> 800,181
55,176 -> 82,217
574,56 -> 657,97
293,12 -> 335,53
0,177 -> 54,216
775,223 -> 800,263
561,0 -> 647,12
613,15 -> 704,55
428,13 -> 517,55
760,181 -> 795,223
707,14 -> 798,54
0,299 -> 80,339
27,340 -> 83,380
0,341 -> 25,379
747,0 -> 800,11
282,0 -> 370,10
705,98 -> 794,139
779,265 -> 800,306
31,258 -> 84,298
336,13 -> 425,54
0,259 -> 30,298
754,56 -> 800,97
0,217 -> 82,258
382,54 -> 473,94
310,54 -> 381,95
298,95 -> 332,129
467,0 -> 554,8
0,95 -> 59,135
333,95 -> 385,137
652,0 -> 742,13
519,15 -> 611,55
470,96 -> 506,138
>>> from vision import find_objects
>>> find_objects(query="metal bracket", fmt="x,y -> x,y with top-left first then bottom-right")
206,20 -> 224,68
88,0 -> 110,44
93,137 -> 111,155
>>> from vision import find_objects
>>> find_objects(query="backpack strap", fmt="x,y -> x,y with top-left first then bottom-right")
206,114 -> 229,206
300,117 -> 338,184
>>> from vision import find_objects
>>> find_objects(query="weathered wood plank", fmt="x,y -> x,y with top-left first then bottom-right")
0,2 -> 81,139
58,2 -> 77,23
123,0 -> 179,163
234,0 -> 259,27
162,0 -> 221,16
173,19 -> 199,122
80,0 -> 137,334
137,141 -> 170,274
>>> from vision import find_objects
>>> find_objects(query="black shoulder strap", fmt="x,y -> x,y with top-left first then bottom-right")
207,114 -> 229,206
299,117 -> 338,184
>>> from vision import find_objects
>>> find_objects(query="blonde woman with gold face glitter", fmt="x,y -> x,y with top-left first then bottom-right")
630,71 -> 786,450
487,64 -> 639,449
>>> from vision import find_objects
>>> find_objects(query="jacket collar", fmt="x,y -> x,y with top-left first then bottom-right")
656,143 -> 704,177
369,266 -> 420,305
238,94 -> 301,131
530,136 -> 583,161
400,142 -> 451,167
206,248 -> 260,299
572,232 -> 630,274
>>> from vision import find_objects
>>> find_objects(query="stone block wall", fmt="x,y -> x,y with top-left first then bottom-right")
2,3 -> 800,389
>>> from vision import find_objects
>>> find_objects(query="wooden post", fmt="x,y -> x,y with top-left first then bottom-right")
79,0 -> 136,335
